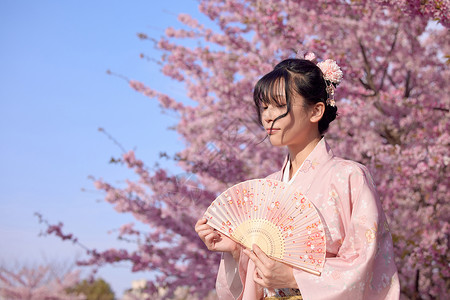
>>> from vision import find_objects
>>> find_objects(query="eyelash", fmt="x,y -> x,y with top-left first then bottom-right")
262,104 -> 286,110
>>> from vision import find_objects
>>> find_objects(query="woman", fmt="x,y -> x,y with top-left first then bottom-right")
195,55 -> 400,299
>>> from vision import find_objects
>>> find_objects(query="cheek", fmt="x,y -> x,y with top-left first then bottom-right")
291,109 -> 309,123
280,113 -> 294,125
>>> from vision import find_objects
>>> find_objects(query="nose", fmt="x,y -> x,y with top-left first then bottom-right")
262,106 -> 275,125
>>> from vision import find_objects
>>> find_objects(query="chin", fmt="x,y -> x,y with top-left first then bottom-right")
268,137 -> 285,147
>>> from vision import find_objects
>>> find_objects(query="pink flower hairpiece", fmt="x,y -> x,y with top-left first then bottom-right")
302,52 -> 343,107
304,52 -> 317,62
317,59 -> 343,85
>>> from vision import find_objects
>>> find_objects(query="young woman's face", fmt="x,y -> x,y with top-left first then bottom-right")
260,90 -> 317,149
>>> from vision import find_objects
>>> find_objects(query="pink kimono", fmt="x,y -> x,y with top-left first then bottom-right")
216,138 -> 400,299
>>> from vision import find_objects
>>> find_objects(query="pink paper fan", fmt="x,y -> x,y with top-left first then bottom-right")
203,178 -> 326,275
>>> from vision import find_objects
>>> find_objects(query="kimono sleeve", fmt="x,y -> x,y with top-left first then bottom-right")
294,164 -> 400,300
215,248 -> 264,300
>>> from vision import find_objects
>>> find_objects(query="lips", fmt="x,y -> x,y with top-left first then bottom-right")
266,128 -> 280,135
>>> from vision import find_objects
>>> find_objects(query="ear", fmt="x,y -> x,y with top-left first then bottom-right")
310,102 -> 325,123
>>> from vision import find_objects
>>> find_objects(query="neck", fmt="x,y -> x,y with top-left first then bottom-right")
288,135 -> 321,177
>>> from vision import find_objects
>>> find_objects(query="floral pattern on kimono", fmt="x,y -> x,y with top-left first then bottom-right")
215,138 -> 400,300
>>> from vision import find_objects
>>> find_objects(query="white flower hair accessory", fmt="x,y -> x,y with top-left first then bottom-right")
303,52 -> 343,107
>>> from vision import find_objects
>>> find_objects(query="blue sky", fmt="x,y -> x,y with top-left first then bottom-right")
0,0 -> 204,296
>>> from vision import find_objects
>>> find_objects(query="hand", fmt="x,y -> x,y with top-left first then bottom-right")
243,244 -> 298,289
195,218 -> 240,258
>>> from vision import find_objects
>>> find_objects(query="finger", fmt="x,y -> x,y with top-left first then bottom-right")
253,267 -> 267,287
254,267 -> 263,279
252,244 -> 273,265
195,223 -> 213,233
204,231 -> 220,246
195,218 -> 207,228
243,248 -> 256,261
197,228 -> 215,239
195,222 -> 215,234
246,245 -> 273,276
204,231 -> 217,241
197,230 -> 215,242
243,247 -> 268,275
196,218 -> 207,224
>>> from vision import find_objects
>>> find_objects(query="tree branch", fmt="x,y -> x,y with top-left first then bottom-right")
378,26 -> 399,91
358,40 -> 377,94
404,70 -> 412,98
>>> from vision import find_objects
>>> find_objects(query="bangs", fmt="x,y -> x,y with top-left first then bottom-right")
253,68 -> 293,126
253,69 -> 290,107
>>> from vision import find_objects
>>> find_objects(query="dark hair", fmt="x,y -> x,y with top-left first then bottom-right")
253,58 -> 338,134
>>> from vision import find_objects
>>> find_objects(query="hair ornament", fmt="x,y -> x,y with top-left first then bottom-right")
325,84 -> 336,107
317,59 -> 343,85
303,52 -> 343,107
304,52 -> 317,62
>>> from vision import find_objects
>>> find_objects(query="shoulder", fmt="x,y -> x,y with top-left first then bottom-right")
329,156 -> 373,181
326,156 -> 378,199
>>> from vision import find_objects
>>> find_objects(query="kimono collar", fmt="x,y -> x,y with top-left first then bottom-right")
281,137 -> 334,192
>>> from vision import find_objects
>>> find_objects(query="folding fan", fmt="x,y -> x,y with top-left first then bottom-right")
203,178 -> 326,276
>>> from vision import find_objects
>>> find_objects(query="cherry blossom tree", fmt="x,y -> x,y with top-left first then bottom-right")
0,262 -> 83,300
40,0 -> 449,298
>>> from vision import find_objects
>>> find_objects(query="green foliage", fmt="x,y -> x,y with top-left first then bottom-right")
66,278 -> 115,300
